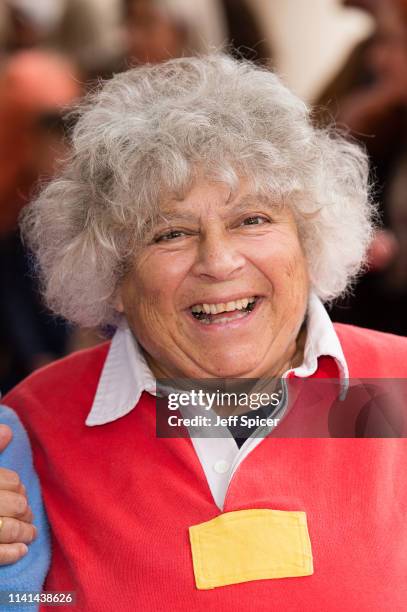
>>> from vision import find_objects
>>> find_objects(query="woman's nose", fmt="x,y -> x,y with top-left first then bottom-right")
191,230 -> 246,281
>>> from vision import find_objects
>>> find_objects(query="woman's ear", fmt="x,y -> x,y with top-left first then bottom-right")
114,291 -> 125,313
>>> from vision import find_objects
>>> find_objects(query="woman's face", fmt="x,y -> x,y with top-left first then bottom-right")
118,179 -> 310,379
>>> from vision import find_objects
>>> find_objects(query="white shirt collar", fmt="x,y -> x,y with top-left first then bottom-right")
86,293 -> 348,427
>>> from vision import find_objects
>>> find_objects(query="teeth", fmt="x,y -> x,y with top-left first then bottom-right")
191,297 -> 256,315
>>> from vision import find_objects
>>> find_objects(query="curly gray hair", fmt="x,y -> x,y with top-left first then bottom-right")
21,54 -> 375,328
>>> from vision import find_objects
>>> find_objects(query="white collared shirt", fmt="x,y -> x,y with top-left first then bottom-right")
86,293 -> 348,509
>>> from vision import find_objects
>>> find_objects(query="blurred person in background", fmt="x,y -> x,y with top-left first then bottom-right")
0,50 -> 82,392
0,0 -> 123,78
123,0 -> 192,64
123,0 -> 272,66
318,0 -> 407,335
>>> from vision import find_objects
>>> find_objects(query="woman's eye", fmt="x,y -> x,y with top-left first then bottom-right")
241,216 -> 269,226
155,229 -> 185,242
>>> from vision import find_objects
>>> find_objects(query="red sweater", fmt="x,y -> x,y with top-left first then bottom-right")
4,323 -> 407,611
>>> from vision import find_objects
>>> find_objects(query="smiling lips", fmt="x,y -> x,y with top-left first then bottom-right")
190,296 -> 258,324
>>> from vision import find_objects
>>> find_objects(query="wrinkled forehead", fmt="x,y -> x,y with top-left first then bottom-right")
154,167 -> 289,214
155,181 -> 288,225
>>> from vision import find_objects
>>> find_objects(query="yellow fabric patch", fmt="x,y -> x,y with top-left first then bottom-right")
189,509 -> 313,590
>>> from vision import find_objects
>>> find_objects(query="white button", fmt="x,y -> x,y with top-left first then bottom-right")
213,460 -> 230,474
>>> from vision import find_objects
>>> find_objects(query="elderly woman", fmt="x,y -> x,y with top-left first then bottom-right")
1,55 -> 407,610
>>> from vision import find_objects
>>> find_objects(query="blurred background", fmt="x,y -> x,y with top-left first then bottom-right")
1,0 -> 406,392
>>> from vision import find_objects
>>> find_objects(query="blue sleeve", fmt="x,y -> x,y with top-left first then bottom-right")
0,405 -> 50,611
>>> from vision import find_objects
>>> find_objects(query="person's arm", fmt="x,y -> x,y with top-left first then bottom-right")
0,406 -> 50,601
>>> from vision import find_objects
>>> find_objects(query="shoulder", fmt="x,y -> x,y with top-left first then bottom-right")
334,323 -> 407,377
3,342 -> 111,426
334,322 -> 407,353
4,341 -> 110,397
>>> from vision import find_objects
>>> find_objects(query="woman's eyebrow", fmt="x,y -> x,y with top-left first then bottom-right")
156,210 -> 199,224
226,194 -> 278,213
156,195 -> 278,223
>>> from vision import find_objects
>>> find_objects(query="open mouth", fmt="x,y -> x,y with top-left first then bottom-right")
190,296 -> 259,325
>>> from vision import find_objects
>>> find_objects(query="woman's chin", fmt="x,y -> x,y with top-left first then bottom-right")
196,355 -> 263,379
